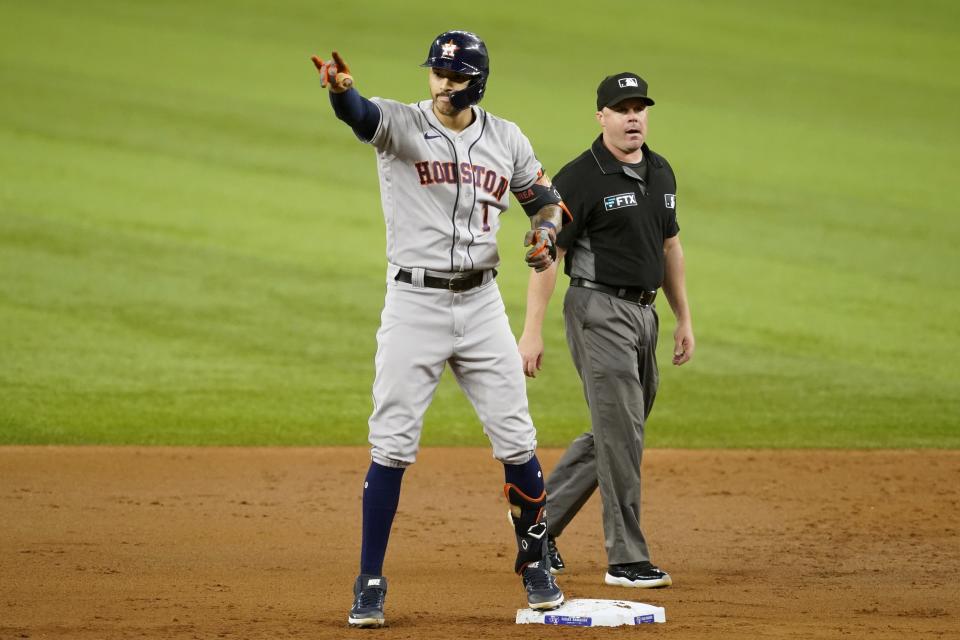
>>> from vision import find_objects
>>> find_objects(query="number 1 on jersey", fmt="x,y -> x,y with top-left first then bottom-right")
482,203 -> 491,233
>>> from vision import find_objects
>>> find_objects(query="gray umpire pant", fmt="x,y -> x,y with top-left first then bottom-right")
546,285 -> 660,565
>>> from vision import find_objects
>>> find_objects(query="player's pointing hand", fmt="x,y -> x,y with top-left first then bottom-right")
311,50 -> 354,92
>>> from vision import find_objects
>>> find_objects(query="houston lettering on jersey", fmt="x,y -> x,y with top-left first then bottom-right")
414,161 -> 509,200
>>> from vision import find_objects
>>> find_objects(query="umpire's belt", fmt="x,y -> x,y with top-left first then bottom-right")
395,268 -> 494,292
570,278 -> 657,306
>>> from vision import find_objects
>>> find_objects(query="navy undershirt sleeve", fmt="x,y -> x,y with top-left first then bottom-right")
329,88 -> 380,141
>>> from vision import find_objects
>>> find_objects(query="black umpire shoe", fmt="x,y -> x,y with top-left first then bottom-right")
604,562 -> 673,588
547,536 -> 566,575
347,574 -> 387,628
522,561 -> 565,610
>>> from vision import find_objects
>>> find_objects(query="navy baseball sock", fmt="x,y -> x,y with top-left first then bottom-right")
359,462 -> 405,576
503,455 -> 545,499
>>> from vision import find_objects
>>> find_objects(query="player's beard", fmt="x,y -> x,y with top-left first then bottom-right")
433,93 -> 460,117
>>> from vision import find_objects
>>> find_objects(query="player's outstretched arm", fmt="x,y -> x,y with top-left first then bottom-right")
309,50 -> 380,140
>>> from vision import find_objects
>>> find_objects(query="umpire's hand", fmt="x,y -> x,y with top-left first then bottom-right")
518,331 -> 544,378
672,322 -> 695,365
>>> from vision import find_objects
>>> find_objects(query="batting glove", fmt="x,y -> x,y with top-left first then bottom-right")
524,227 -> 557,272
311,51 -> 353,93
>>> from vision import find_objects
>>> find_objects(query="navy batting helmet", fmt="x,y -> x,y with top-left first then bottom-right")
420,30 -> 489,110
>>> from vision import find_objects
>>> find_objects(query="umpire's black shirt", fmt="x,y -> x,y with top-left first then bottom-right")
554,135 -> 679,290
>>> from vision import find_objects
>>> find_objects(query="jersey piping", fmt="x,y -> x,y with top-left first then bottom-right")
463,111 -> 489,272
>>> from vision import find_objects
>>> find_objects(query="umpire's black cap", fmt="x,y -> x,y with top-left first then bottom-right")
596,72 -> 655,110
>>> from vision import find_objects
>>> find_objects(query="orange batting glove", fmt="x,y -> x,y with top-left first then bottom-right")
524,227 -> 557,272
310,50 -> 354,93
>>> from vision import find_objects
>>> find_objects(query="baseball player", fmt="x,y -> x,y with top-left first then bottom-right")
311,30 -> 567,628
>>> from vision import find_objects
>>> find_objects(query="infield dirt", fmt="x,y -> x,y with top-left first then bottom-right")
1,447 -> 957,639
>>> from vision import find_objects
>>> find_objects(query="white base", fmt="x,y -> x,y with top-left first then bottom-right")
516,598 -> 666,627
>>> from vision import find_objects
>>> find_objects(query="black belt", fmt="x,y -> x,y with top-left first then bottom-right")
570,278 -> 657,306
395,268 -> 493,292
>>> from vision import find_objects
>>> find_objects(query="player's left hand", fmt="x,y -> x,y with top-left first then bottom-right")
310,51 -> 354,93
524,227 -> 557,272
672,322 -> 695,366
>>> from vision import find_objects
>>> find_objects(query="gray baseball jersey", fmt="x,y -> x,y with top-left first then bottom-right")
361,98 -> 542,467
368,98 -> 542,274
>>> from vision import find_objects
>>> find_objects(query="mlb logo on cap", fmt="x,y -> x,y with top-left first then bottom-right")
597,72 -> 655,109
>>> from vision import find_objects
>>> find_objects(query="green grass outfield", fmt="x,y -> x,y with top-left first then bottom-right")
1,1 -> 958,447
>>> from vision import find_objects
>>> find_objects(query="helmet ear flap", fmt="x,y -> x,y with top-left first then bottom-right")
449,76 -> 487,110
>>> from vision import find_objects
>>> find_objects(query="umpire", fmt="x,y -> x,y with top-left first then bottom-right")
518,72 -> 694,587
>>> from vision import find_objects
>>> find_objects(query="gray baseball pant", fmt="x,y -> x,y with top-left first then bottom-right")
546,285 -> 660,565
368,272 -> 538,468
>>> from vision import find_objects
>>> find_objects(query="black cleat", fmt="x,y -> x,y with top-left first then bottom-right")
546,536 -> 565,575
522,561 -> 565,610
347,574 -> 387,628
604,561 -> 672,588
